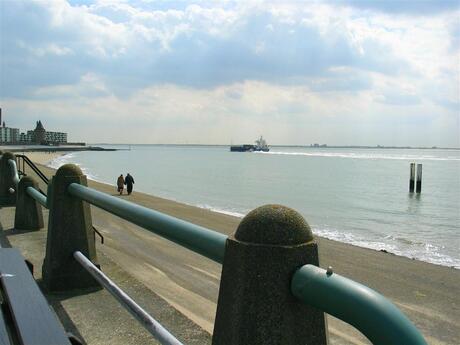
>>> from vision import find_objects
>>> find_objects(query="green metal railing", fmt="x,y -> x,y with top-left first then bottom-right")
67,183 -> 227,263
8,159 -> 20,187
4,156 -> 428,345
65,183 -> 427,344
292,265 -> 427,345
26,186 -> 47,208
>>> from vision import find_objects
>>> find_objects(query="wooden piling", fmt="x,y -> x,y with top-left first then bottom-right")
416,164 -> 422,193
409,163 -> 415,192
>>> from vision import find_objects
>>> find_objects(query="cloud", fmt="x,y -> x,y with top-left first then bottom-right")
1,0 -> 458,147
4,79 -> 457,146
1,0 -> 417,98
332,0 -> 460,15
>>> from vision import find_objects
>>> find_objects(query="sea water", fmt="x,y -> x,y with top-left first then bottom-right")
49,145 -> 460,269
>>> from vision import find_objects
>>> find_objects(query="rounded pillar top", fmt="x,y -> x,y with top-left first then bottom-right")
1,151 -> 16,161
235,204 -> 313,245
56,164 -> 83,177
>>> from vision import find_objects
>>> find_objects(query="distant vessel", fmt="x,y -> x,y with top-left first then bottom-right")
230,136 -> 270,152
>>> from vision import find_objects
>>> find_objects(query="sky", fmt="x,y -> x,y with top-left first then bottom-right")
0,0 -> 459,146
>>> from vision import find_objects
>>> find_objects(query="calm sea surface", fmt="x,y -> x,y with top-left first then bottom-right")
49,145 -> 460,268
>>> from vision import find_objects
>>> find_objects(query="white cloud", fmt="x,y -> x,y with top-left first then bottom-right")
1,0 -> 458,146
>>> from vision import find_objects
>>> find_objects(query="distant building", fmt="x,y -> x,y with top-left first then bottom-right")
45,130 -> 67,144
0,109 -> 20,143
24,120 -> 68,145
0,126 -> 20,143
0,108 -> 69,145
33,120 -> 46,143
20,132 -> 33,143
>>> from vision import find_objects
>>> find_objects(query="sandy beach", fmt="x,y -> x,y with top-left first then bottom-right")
8,153 -> 460,344
21,151 -> 67,165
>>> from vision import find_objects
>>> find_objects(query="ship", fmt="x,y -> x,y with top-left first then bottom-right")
230,136 -> 270,152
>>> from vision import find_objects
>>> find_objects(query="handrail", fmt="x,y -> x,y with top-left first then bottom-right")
291,265 -> 428,345
26,186 -> 47,208
74,251 -> 183,345
16,154 -> 50,185
26,184 -> 104,244
8,159 -> 20,187
12,152 -> 104,244
67,183 -> 227,263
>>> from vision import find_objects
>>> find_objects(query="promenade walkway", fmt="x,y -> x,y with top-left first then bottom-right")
0,205 -> 210,345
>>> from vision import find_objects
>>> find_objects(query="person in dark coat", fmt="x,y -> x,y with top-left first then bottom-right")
124,173 -> 135,195
117,174 -> 124,195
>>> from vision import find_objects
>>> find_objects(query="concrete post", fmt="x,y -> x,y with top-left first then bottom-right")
212,204 -> 328,345
14,176 -> 44,230
0,152 -> 17,206
42,164 -> 100,292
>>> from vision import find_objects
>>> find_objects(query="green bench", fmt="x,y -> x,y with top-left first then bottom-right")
0,248 -> 72,345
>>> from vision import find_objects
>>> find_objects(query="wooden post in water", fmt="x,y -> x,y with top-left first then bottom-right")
409,163 -> 415,192
416,164 -> 422,193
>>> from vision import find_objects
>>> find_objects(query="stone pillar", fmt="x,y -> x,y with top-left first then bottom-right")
14,176 -> 44,230
42,164 -> 100,292
0,152 -> 17,206
212,205 -> 328,345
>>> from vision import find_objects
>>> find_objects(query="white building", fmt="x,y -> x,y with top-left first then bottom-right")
45,131 -> 67,143
0,126 -> 20,143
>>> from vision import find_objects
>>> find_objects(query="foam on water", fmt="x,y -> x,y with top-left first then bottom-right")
265,150 -> 460,161
48,153 -> 100,182
314,227 -> 460,268
196,204 -> 246,218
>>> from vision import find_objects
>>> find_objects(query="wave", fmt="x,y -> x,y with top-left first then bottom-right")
264,151 -> 460,161
314,227 -> 460,269
196,204 -> 246,218
47,153 -> 100,182
184,203 -> 459,269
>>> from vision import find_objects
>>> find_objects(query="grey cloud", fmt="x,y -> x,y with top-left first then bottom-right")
0,1 -> 424,99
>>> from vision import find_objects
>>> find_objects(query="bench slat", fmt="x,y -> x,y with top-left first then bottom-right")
0,249 -> 71,345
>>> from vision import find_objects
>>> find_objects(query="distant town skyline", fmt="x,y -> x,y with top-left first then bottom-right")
1,1 -> 459,147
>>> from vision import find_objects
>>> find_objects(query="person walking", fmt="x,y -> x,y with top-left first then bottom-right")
125,173 -> 135,195
117,174 -> 124,195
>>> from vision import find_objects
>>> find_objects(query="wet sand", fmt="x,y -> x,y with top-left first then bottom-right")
21,157 -> 460,344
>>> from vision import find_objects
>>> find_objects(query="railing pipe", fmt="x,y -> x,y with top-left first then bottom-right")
8,159 -> 20,187
26,182 -> 104,243
73,251 -> 183,345
67,183 -> 227,263
291,264 -> 427,345
26,186 -> 48,208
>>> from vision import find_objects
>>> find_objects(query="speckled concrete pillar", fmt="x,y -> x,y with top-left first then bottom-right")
212,205 -> 328,345
0,152 -> 17,206
14,176 -> 44,230
42,164 -> 100,292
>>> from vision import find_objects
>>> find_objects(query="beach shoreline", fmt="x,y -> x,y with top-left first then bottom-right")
41,151 -> 459,270
15,154 -> 458,344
